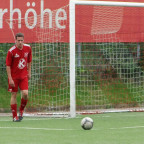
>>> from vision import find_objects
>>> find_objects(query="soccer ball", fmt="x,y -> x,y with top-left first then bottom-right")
81,117 -> 93,130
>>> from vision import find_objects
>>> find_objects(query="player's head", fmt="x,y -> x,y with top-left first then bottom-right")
15,33 -> 24,49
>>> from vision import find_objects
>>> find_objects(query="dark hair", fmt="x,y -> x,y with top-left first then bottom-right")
15,33 -> 24,39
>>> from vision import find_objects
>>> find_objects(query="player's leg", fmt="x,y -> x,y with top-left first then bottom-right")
19,77 -> 29,120
10,92 -> 18,119
19,90 -> 28,120
8,79 -> 20,122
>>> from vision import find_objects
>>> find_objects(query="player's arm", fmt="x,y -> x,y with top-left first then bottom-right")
27,47 -> 32,80
27,62 -> 31,80
6,51 -> 15,87
6,66 -> 15,87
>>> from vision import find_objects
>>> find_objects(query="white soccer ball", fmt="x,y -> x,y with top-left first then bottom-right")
81,117 -> 93,130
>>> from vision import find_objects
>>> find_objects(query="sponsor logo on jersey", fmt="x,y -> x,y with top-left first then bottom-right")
18,58 -> 26,69
14,53 -> 20,58
24,52 -> 28,58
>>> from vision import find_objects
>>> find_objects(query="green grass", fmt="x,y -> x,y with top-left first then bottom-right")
0,88 -> 21,109
0,77 -> 143,109
0,88 -> 11,108
0,112 -> 144,144
1,42 -> 144,110
99,79 -> 139,104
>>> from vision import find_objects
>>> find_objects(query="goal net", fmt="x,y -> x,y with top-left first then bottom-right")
6,1 -> 144,117
69,1 -> 144,116
28,5 -> 70,116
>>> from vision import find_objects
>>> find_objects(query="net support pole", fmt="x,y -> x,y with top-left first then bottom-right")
70,0 -> 76,117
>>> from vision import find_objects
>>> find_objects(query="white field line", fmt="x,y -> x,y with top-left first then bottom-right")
0,119 -> 62,121
110,126 -> 144,130
0,125 -> 144,131
0,117 -> 77,121
0,119 -> 55,121
0,126 -> 76,131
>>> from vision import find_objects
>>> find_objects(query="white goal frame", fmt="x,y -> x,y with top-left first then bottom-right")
69,0 -> 144,117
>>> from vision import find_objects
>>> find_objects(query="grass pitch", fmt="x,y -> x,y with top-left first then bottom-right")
0,112 -> 144,144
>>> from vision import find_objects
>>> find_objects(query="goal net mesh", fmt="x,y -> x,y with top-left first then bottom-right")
6,4 -> 144,116
28,5 -> 70,115
74,5 -> 144,113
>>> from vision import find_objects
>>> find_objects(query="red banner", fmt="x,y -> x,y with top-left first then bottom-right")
1,0 -> 144,43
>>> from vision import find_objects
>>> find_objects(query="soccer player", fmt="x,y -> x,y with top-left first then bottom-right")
6,33 -> 32,122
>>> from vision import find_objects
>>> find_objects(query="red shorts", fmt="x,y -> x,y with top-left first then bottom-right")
8,77 -> 28,92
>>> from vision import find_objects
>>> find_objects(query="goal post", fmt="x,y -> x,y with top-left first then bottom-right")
69,0 -> 144,117
70,1 -> 76,117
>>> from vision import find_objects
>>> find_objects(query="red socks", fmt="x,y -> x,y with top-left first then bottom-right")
11,98 -> 28,119
19,98 -> 28,112
11,104 -> 17,119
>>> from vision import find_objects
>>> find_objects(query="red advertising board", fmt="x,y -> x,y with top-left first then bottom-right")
1,0 -> 144,43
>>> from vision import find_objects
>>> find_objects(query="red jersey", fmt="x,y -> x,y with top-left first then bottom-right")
6,44 -> 32,79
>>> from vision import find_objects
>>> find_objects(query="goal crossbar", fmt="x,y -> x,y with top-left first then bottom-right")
71,0 -> 144,7
69,0 -> 144,117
